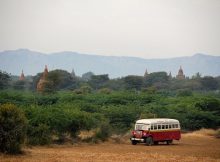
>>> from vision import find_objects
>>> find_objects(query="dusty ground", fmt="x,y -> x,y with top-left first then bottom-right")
1,134 -> 220,162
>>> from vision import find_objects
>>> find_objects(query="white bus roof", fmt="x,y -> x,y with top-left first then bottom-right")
136,118 -> 179,125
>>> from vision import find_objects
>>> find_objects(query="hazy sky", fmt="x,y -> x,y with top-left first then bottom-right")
0,0 -> 220,59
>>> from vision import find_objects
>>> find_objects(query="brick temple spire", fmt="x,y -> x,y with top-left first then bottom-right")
19,70 -> 25,81
43,65 -> 49,79
176,66 -> 185,79
168,71 -> 172,79
144,68 -> 149,77
37,65 -> 49,92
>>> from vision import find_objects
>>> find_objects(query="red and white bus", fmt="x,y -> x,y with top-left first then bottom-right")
130,118 -> 181,145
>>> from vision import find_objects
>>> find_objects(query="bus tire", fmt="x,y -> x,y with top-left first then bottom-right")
166,140 -> 173,145
132,140 -> 137,145
146,137 -> 153,146
154,141 -> 159,145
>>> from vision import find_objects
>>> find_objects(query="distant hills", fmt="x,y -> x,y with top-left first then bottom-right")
0,49 -> 220,78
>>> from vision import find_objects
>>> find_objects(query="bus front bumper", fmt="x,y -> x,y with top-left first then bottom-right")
130,138 -> 144,142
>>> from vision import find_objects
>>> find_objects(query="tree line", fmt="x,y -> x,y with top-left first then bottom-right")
1,70 -> 220,92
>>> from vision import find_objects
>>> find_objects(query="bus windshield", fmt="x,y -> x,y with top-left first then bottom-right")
135,124 -> 149,130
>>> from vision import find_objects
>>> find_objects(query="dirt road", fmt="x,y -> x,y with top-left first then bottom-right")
1,134 -> 220,162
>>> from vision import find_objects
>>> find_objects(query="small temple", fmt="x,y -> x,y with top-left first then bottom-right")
37,65 -> 49,92
19,70 -> 25,81
144,68 -> 148,77
176,66 -> 185,80
71,68 -> 76,77
168,71 -> 172,79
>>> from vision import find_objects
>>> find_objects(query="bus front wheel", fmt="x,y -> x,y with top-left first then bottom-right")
132,140 -> 137,145
146,137 -> 153,146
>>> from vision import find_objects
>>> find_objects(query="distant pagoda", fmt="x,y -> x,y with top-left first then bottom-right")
19,70 -> 25,81
176,66 -> 185,80
37,65 -> 49,92
71,68 -> 76,78
168,71 -> 172,79
144,68 -> 149,77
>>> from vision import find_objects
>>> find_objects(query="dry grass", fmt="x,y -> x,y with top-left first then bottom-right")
109,132 -> 131,144
1,131 -> 220,162
78,130 -> 96,140
184,128 -> 220,137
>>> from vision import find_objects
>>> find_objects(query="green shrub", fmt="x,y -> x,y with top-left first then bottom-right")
25,107 -> 68,145
80,86 -> 92,94
27,124 -> 51,145
35,95 -> 59,105
0,104 -> 27,154
98,88 -> 112,94
176,89 -> 193,97
95,122 -> 111,141
68,111 -> 99,138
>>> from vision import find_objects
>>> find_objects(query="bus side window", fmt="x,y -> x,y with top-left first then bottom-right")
172,124 -> 175,128
165,125 -> 168,129
154,124 -> 157,130
162,125 -> 165,129
169,124 -> 172,129
158,125 -> 161,129
151,125 -> 154,130
175,124 -> 179,128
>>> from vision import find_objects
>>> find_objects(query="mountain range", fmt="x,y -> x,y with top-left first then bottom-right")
0,49 -> 219,78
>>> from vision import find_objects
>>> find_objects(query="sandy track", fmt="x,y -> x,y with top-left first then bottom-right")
1,134 -> 220,162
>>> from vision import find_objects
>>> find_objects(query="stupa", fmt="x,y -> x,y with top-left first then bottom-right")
176,66 -> 185,80
19,70 -> 25,81
37,65 -> 49,92
144,68 -> 149,77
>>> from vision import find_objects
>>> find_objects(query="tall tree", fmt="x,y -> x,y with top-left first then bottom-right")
144,72 -> 169,89
82,72 -> 94,81
89,74 -> 109,89
200,76 -> 218,90
123,75 -> 143,90
0,70 -> 11,89
47,69 -> 77,91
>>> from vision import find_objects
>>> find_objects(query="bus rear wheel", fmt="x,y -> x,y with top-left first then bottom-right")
146,137 -> 153,146
154,141 -> 159,145
166,140 -> 173,145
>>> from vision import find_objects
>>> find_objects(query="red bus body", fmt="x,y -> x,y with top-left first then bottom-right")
130,118 -> 181,145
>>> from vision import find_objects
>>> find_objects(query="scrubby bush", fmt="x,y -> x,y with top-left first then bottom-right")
35,94 -> 59,105
27,124 -> 51,145
1,89 -> 220,146
25,106 -> 69,144
80,85 -> 92,94
0,104 -> 27,154
98,88 -> 112,94
68,111 -> 99,138
176,89 -> 193,97
95,121 -> 111,141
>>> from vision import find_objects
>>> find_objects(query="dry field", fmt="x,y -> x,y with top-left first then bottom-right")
1,133 -> 220,162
